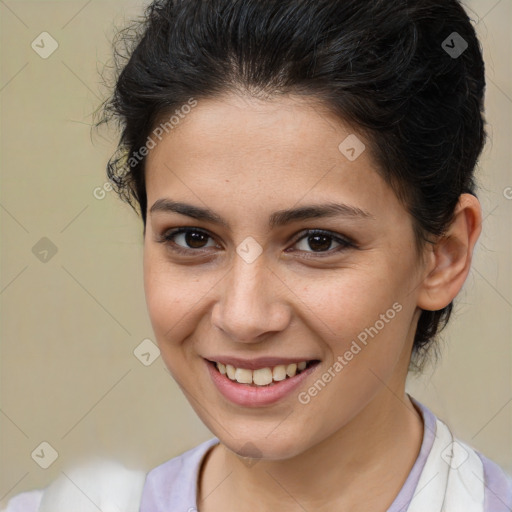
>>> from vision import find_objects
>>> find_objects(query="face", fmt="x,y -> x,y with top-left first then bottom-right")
143,93 -> 426,460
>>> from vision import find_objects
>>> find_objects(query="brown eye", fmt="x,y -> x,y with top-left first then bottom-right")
303,233 -> 333,252
291,229 -> 354,256
181,230 -> 210,249
160,228 -> 218,253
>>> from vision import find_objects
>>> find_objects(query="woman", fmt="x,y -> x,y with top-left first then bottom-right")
5,0 -> 511,510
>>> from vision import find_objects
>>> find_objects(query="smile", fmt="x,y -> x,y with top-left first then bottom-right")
205,358 -> 321,407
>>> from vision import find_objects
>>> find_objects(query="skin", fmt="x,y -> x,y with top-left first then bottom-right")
143,93 -> 482,511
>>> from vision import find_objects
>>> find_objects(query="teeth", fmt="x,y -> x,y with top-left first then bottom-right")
272,365 -> 287,381
286,363 -> 297,377
234,368 -> 253,384
226,364 -> 236,380
215,360 -> 311,386
253,368 -> 273,386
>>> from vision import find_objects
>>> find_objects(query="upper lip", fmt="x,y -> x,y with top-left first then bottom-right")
205,356 -> 319,370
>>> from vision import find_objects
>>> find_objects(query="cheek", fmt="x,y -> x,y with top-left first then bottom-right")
294,268 -> 413,374
143,249 -> 187,346
291,275 -> 412,434
142,247 -> 216,358
143,267 -> 196,380
297,269 -> 401,333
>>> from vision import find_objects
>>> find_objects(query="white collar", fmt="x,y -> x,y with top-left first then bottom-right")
406,417 -> 484,511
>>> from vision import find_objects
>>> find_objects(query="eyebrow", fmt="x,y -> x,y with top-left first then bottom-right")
149,198 -> 374,229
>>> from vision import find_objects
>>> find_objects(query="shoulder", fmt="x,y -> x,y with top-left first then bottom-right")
1,490 -> 43,512
140,437 -> 219,512
2,440 -> 219,512
2,459 -> 146,512
475,449 -> 512,511
410,396 -> 512,510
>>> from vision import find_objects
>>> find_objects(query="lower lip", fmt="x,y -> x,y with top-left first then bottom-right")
205,359 -> 320,407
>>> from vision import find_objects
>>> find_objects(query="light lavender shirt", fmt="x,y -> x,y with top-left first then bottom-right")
5,399 -> 512,511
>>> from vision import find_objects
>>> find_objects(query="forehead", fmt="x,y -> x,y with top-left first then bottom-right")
147,93 -> 350,166
144,93 -> 396,221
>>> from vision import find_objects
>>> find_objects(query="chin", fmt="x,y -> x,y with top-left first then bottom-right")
218,428 -> 311,462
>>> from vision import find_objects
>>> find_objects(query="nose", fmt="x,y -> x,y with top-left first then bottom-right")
211,253 -> 291,343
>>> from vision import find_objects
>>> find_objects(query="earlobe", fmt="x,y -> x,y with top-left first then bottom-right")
417,194 -> 482,312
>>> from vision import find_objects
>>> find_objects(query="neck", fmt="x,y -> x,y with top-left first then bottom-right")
199,391 -> 424,512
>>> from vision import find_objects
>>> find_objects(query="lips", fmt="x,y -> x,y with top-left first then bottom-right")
204,357 -> 321,407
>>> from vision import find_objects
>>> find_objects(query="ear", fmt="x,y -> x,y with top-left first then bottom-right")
417,193 -> 482,311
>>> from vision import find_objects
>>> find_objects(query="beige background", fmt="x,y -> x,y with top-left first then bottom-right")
1,0 -> 511,505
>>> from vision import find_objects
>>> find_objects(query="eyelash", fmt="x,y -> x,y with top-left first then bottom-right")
157,227 -> 356,258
